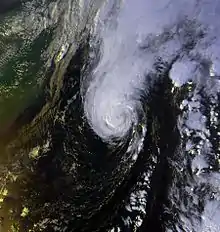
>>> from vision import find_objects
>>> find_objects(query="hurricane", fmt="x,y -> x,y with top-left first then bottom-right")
82,0 -> 148,144
83,0 -> 220,145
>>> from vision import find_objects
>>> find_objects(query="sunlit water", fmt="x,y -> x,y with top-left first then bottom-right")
0,0 -> 219,231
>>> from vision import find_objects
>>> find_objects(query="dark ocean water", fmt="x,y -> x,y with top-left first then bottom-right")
0,1 -> 220,232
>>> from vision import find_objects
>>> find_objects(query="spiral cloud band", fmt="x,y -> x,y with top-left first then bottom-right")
83,0 -> 220,142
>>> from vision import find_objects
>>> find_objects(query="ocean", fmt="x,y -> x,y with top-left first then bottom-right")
0,0 -> 220,231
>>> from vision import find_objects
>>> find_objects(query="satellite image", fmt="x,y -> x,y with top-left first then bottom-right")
0,0 -> 220,231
